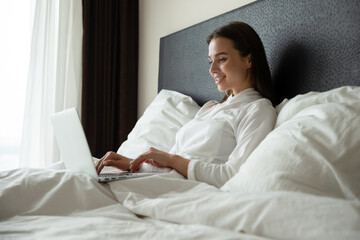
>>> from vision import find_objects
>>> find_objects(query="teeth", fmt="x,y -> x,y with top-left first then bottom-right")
215,76 -> 225,82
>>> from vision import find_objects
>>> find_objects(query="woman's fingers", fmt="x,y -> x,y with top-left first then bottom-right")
95,151 -> 132,174
95,152 -> 111,174
103,159 -> 130,170
129,148 -> 156,171
129,154 -> 147,172
129,147 -> 171,172
96,160 -> 105,174
144,158 -> 156,166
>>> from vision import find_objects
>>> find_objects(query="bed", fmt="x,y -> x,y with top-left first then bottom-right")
1,0 -> 360,239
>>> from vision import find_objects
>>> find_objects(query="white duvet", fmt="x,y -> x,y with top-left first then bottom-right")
0,167 -> 359,240
0,168 -> 254,240
1,87 -> 360,239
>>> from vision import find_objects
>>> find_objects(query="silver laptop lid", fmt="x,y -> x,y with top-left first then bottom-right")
51,108 -> 98,180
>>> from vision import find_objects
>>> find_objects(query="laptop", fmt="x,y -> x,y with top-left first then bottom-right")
51,107 -> 161,182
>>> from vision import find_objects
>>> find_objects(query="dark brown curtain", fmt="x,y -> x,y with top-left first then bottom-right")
81,0 -> 138,158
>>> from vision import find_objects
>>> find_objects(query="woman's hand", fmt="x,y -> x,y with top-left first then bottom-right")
95,151 -> 132,174
129,147 -> 190,178
129,147 -> 172,171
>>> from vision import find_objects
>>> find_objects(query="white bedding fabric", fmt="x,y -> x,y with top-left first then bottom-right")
1,168 -> 359,239
117,90 -> 200,158
1,87 -> 360,239
0,168 -> 263,240
222,86 -> 360,200
117,89 -> 200,172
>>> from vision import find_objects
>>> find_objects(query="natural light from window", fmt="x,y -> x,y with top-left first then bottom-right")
0,0 -> 31,171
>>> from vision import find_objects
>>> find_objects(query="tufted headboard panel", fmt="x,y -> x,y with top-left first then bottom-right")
158,0 -> 360,105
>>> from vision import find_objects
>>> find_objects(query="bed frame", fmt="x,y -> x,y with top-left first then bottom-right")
158,0 -> 360,105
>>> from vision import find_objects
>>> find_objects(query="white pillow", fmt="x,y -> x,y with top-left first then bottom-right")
222,86 -> 360,200
275,86 -> 360,126
117,90 -> 200,159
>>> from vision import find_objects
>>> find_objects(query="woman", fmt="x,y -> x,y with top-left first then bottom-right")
96,22 -> 276,187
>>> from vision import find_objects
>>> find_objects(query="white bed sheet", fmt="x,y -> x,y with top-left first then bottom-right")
109,172 -> 360,240
1,167 -> 359,240
0,168 -> 267,240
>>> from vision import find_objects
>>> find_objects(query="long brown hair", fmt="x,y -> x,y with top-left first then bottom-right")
207,22 -> 274,104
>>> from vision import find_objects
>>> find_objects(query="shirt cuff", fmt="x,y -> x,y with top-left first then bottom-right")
187,159 -> 199,181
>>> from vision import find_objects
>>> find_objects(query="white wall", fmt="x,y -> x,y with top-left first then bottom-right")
138,0 -> 257,116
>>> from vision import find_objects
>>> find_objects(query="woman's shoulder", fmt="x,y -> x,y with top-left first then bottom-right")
246,97 -> 274,111
229,91 -> 276,121
196,100 -> 221,114
230,89 -> 273,108
240,98 -> 277,123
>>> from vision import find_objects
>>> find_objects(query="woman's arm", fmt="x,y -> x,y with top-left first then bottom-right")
129,147 -> 190,178
187,101 -> 276,187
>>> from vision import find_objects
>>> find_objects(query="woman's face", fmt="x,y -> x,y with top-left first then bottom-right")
208,37 -> 252,95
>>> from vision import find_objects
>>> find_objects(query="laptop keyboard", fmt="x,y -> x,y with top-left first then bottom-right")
99,172 -> 133,181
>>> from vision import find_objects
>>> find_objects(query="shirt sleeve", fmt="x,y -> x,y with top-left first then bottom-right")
187,100 -> 276,188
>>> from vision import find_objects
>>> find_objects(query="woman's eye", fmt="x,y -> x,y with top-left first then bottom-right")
209,58 -> 226,65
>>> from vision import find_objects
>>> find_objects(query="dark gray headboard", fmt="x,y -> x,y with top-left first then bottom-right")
158,0 -> 360,105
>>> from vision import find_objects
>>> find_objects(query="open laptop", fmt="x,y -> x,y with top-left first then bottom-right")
51,107 -> 160,182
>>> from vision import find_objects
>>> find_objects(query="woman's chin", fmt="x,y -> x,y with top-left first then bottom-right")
217,86 -> 227,93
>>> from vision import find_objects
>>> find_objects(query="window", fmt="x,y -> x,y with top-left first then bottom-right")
0,0 -> 31,171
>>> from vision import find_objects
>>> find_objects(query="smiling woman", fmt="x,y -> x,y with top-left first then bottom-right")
208,37 -> 252,96
97,21 -> 277,188
0,0 -> 31,171
207,22 -> 273,104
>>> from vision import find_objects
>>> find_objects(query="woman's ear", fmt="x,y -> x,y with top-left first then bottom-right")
246,53 -> 252,69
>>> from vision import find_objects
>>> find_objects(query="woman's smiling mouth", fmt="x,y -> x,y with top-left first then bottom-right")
215,75 -> 226,85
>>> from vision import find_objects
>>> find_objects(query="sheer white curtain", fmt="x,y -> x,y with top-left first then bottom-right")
20,0 -> 83,168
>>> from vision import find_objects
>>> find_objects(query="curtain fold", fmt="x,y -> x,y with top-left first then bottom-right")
20,0 -> 83,168
82,0 -> 138,158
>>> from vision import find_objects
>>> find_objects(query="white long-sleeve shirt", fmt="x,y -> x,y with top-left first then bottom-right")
170,88 -> 276,187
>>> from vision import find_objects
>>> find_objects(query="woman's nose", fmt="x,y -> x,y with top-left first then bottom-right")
209,62 -> 218,75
